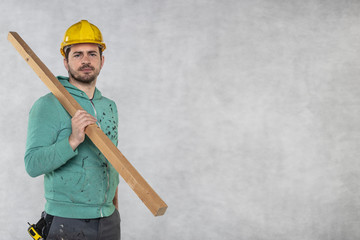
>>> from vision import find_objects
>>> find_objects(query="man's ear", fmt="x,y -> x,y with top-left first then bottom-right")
64,58 -> 69,71
100,55 -> 105,69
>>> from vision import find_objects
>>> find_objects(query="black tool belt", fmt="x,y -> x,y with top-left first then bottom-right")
36,212 -> 54,239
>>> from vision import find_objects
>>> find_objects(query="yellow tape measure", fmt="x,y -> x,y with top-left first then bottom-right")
27,222 -> 43,240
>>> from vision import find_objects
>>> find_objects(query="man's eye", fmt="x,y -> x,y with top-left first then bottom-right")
74,55 -> 80,58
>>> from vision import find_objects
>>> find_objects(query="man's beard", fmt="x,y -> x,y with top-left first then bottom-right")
68,64 -> 100,84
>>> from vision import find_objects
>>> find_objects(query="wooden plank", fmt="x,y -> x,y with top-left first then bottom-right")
8,31 -> 167,216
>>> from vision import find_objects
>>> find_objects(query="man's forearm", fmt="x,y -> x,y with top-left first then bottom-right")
25,137 -> 77,177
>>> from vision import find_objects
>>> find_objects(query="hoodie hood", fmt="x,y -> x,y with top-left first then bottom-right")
57,76 -> 102,100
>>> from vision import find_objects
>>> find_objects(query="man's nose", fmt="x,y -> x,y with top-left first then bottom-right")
81,55 -> 90,63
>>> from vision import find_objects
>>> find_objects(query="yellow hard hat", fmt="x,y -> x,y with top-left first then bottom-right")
60,20 -> 106,57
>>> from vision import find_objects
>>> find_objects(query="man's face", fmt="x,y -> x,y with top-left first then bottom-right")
64,43 -> 104,84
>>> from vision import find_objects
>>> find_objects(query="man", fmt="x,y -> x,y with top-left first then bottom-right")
25,20 -> 120,239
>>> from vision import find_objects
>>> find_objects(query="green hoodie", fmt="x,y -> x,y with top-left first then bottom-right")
25,76 -> 119,219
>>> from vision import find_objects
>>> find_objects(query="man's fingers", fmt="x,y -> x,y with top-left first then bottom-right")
74,115 -> 97,124
79,120 -> 98,131
72,110 -> 97,123
69,110 -> 98,150
73,109 -> 87,117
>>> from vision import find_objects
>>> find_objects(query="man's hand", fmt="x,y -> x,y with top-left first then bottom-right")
113,187 -> 119,210
69,110 -> 97,150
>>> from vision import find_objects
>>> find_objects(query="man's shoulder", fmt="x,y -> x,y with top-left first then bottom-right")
100,96 -> 116,104
97,94 -> 117,107
31,93 -> 63,112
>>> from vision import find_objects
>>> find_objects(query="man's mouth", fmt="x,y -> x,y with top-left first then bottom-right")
79,65 -> 95,71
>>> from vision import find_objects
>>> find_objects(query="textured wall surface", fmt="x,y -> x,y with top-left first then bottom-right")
1,1 -> 360,239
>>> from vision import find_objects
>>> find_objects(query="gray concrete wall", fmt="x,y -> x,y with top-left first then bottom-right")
1,0 -> 360,239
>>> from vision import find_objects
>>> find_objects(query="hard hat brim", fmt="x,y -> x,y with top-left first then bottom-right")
60,41 -> 106,57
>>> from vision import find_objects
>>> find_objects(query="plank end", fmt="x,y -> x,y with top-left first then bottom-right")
154,205 -> 168,217
7,31 -> 16,40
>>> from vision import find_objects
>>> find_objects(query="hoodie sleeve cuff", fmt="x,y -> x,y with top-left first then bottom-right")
55,137 -> 78,164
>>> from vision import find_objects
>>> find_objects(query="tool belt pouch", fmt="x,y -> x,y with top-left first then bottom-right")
36,212 -> 54,239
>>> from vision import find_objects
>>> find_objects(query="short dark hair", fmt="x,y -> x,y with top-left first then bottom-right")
64,45 -> 103,62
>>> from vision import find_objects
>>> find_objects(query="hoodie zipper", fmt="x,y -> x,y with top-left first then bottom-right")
89,99 -> 101,128
89,98 -> 109,217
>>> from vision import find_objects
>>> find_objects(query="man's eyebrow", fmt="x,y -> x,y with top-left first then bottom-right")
72,50 -> 98,55
72,51 -> 83,55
